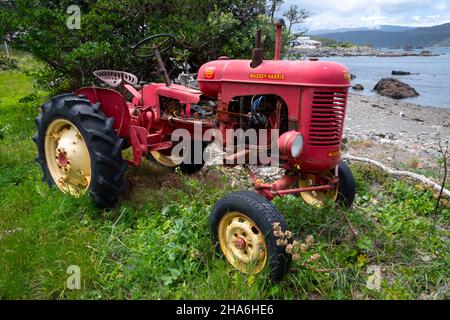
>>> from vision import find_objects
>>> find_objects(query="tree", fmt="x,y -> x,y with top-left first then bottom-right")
267,0 -> 284,22
1,0 -> 285,93
283,4 -> 311,33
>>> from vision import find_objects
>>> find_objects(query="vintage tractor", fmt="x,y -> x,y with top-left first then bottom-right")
34,21 -> 355,280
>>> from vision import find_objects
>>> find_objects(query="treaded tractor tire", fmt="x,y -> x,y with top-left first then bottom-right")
33,93 -> 128,207
210,191 -> 291,281
147,141 -> 209,174
179,141 -> 209,174
337,160 -> 356,207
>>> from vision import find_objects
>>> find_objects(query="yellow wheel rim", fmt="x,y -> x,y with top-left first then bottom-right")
299,173 -> 338,208
44,119 -> 91,196
150,144 -> 189,168
150,151 -> 181,168
218,212 -> 268,274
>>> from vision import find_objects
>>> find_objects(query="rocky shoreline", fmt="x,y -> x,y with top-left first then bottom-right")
287,46 -> 440,58
343,93 -> 450,172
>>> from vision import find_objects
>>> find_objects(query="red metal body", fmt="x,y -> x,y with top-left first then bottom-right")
75,26 -> 352,201
197,59 -> 350,172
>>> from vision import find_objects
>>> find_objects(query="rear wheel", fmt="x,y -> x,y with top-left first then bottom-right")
210,191 -> 291,281
299,160 -> 355,208
34,94 -> 128,207
147,140 -> 208,174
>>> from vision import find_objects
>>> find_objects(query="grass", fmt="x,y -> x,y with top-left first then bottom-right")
0,54 -> 449,300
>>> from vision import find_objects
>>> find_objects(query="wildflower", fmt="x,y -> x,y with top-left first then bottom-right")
306,235 -> 314,245
273,222 -> 281,231
307,253 -> 321,263
273,230 -> 283,238
285,244 -> 294,254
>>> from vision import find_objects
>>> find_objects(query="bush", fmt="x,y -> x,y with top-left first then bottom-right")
1,0 -> 294,94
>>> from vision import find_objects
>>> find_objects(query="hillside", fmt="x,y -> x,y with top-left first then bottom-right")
313,23 -> 450,47
309,25 -> 415,35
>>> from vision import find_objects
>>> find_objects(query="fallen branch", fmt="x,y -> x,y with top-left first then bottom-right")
343,154 -> 450,198
340,209 -> 359,242
434,141 -> 449,223
292,265 -> 347,273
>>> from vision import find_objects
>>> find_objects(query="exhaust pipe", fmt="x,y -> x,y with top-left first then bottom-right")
251,30 -> 263,68
274,19 -> 285,60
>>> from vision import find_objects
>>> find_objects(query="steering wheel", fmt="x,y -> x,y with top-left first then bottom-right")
132,34 -> 176,59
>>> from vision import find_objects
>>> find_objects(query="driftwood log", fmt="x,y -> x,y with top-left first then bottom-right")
343,154 -> 450,198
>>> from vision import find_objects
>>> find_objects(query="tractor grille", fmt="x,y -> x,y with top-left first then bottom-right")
309,90 -> 347,146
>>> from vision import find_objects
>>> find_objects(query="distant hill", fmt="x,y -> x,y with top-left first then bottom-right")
309,23 -> 450,47
309,25 -> 415,35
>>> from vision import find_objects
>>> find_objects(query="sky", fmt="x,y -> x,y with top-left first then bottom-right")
278,0 -> 450,31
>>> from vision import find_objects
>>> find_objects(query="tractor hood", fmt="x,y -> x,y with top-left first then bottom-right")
197,59 -> 351,98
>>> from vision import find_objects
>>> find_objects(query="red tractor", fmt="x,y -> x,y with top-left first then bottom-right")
34,22 -> 355,280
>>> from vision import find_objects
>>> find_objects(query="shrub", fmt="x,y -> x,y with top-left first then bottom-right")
1,0 -> 294,94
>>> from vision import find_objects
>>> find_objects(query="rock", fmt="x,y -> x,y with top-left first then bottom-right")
392,70 -> 412,76
350,74 -> 357,80
352,83 -> 364,90
380,138 -> 393,144
373,78 -> 419,99
420,50 -> 432,56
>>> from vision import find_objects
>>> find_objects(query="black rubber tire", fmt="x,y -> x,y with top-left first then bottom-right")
179,141 -> 209,174
210,191 -> 291,281
33,93 -> 128,207
147,140 -> 209,174
337,160 -> 356,207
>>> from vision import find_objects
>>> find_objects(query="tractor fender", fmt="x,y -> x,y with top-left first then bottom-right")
75,87 -> 131,138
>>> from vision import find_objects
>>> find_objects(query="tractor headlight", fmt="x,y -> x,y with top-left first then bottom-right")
290,134 -> 304,158
278,131 -> 304,159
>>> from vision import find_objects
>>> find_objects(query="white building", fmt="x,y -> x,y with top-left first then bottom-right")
290,37 -> 322,49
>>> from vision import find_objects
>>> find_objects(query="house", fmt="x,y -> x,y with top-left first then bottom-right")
290,37 -> 322,49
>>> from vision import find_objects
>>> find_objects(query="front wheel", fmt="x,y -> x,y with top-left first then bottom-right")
299,160 -> 356,208
210,191 -> 291,281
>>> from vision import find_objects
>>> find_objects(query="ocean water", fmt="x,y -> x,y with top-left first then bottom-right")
321,47 -> 450,108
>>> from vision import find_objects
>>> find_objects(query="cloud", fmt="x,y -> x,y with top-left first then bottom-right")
279,0 -> 450,30
433,1 -> 449,10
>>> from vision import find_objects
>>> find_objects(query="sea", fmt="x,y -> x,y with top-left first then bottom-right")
321,47 -> 450,109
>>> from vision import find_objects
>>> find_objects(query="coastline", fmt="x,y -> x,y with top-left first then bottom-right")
288,46 -> 441,58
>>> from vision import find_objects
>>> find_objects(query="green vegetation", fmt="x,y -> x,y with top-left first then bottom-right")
1,0 -> 292,94
0,56 -> 448,299
310,36 -> 357,48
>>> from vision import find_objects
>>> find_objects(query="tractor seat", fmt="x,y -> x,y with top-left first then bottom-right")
93,70 -> 139,88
